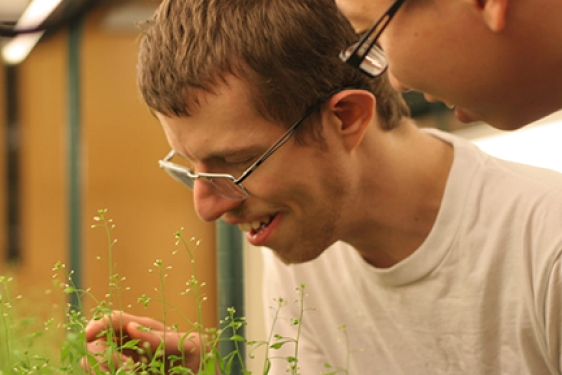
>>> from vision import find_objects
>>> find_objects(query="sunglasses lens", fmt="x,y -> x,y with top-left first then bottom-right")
340,42 -> 387,77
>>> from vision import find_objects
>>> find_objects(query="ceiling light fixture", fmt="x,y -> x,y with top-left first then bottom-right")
2,0 -> 63,64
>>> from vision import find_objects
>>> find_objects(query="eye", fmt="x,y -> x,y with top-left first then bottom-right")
228,157 -> 257,170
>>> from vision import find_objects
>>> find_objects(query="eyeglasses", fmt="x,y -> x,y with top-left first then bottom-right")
339,0 -> 406,77
159,88 -> 345,200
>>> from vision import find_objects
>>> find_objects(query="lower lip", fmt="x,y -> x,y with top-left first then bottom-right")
245,214 -> 281,247
454,107 -> 476,123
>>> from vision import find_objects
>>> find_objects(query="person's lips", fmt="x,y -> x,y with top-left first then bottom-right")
453,107 -> 478,123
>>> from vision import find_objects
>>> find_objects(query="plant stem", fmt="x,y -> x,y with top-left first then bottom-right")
292,285 -> 306,375
0,277 -> 15,367
262,297 -> 284,375
176,232 -> 206,373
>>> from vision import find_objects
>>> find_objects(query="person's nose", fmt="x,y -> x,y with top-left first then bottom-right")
192,180 -> 244,222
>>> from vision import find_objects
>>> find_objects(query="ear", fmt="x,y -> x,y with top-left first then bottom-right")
325,90 -> 376,152
471,0 -> 509,32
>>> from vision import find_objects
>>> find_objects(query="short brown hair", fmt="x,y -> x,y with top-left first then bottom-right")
137,0 -> 410,132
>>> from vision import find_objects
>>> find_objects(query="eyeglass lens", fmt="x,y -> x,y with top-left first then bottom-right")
162,164 -> 247,200
340,42 -> 387,76
163,165 -> 195,189
203,177 -> 248,200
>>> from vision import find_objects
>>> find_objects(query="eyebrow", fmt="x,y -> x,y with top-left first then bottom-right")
193,145 -> 265,165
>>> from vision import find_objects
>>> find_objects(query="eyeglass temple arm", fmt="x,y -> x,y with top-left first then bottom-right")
235,126 -> 299,185
234,87 -> 352,185
163,150 -> 176,162
350,0 -> 406,61
234,104 -> 321,185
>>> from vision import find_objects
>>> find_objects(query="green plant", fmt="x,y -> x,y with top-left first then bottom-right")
321,324 -> 350,375
0,267 -> 88,374
0,209 -> 348,375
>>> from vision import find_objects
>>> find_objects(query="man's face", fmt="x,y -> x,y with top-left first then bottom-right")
157,77 -> 349,264
336,0 -> 517,128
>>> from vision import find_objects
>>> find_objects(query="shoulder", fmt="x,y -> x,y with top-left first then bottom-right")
426,127 -> 562,200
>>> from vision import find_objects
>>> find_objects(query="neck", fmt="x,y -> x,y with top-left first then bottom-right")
496,55 -> 562,128
496,0 -> 562,128
342,121 -> 454,268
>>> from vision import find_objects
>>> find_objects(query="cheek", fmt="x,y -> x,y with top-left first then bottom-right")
242,166 -> 310,207
381,39 -> 421,93
379,29 -> 410,67
381,28 -> 453,93
336,0 -> 382,32
250,142 -> 346,206
253,161 -> 326,211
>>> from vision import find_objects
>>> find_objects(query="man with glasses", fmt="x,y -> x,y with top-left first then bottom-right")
336,0 -> 562,131
84,0 -> 562,373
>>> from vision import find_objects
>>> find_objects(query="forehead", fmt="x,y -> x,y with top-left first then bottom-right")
156,77 -> 277,160
335,0 -> 386,33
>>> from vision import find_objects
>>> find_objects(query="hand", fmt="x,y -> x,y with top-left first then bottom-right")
82,311 -> 202,374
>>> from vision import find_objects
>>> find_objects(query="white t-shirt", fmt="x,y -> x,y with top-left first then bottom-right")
261,129 -> 562,375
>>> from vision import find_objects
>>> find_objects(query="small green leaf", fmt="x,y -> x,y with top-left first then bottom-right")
230,334 -> 246,342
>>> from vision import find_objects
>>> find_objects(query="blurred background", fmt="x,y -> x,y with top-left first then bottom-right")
0,0 -> 560,372
0,0 -> 218,330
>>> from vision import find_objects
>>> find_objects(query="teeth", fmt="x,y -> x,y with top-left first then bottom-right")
445,102 -> 455,109
238,219 -> 270,233
238,223 -> 251,232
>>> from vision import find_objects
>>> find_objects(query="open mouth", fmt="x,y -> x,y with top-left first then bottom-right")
238,215 -> 275,237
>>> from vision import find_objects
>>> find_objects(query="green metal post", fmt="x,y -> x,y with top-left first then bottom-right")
217,220 -> 246,372
68,16 -> 84,311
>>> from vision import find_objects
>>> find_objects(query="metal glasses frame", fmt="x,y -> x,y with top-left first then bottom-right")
339,0 -> 406,77
159,88 -> 346,200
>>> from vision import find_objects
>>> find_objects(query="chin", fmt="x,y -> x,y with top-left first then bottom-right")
271,241 -> 332,265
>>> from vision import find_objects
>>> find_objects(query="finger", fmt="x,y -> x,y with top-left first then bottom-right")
127,323 -> 201,353
126,323 -> 203,372
82,340 -> 138,373
86,311 -> 166,341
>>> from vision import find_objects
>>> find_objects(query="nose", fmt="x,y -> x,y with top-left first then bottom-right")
192,180 -> 244,222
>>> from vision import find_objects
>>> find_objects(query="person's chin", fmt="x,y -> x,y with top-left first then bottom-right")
272,245 -> 324,265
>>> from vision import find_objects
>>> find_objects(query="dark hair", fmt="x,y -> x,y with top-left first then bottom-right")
137,0 -> 410,133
